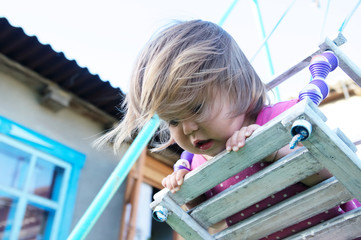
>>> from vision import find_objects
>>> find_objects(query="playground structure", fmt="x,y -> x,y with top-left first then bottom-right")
66,1 -> 361,236
150,33 -> 361,239
65,32 -> 361,240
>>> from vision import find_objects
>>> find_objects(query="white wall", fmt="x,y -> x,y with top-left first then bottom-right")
123,183 -> 153,240
0,65 -> 127,239
135,183 -> 153,240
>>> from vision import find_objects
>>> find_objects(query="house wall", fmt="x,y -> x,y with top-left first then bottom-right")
0,61 -> 127,239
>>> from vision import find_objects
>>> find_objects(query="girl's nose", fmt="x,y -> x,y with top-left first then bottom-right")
182,120 -> 199,135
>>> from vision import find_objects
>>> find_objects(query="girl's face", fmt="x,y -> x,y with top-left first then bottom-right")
168,93 -> 252,159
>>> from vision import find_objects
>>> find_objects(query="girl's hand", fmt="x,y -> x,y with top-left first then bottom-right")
162,169 -> 189,193
226,124 -> 260,152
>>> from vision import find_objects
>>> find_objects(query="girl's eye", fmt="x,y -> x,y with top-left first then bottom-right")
169,120 -> 179,126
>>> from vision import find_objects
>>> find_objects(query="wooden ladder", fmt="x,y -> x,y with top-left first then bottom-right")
150,33 -> 361,240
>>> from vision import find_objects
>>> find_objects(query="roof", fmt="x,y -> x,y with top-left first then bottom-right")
0,17 -> 182,158
0,17 -> 125,120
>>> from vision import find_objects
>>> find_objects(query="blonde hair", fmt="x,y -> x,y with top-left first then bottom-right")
97,19 -> 267,153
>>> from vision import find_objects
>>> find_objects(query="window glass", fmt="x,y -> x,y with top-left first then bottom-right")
0,116 -> 84,240
19,204 -> 51,240
0,192 -> 17,239
27,158 -> 64,201
0,142 -> 31,190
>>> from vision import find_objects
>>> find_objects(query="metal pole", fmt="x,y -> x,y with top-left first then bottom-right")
67,115 -> 160,240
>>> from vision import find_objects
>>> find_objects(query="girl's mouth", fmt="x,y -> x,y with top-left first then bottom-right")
194,139 -> 214,151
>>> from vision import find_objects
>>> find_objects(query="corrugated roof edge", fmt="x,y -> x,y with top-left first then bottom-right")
0,17 -> 125,120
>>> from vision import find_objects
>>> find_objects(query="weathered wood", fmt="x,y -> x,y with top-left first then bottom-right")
151,99 -> 361,240
119,148 -> 146,240
266,32 -> 361,92
190,148 -> 322,227
266,54 -> 319,90
152,120 -> 289,207
152,100 -> 323,209
301,102 -> 361,201
144,154 -> 173,189
321,37 -> 361,88
334,128 -> 357,153
266,33 -> 347,90
280,99 -> 327,127
213,177 -> 353,240
284,207 -> 361,240
160,195 -> 214,240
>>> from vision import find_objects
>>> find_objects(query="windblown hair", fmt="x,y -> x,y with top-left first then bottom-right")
96,19 -> 267,153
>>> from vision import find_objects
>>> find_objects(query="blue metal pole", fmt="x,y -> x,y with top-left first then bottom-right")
250,0 -> 296,63
218,0 -> 240,26
252,0 -> 285,102
338,0 -> 361,33
67,115 -> 160,240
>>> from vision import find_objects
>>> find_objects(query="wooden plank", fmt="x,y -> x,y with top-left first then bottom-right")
266,33 -> 347,90
284,207 -> 361,240
334,128 -> 357,153
151,100 -> 317,208
322,37 -> 361,88
159,195 -> 214,240
152,99 -> 361,240
280,99 -> 327,127
119,148 -> 147,240
190,148 -> 322,227
144,154 -> 173,189
125,148 -> 146,240
301,102 -> 361,201
266,54 -> 319,90
213,177 -> 353,240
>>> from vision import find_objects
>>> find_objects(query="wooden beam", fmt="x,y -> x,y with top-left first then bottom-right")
143,153 -> 173,190
321,37 -> 361,87
119,148 -> 147,240
160,195 -> 214,240
190,148 -> 323,227
301,102 -> 361,201
151,99 -> 361,239
266,33 -> 347,90
285,207 -> 361,240
152,100 -> 324,208
213,178 -> 353,240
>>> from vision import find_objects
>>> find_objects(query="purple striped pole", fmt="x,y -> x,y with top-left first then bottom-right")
299,51 -> 339,105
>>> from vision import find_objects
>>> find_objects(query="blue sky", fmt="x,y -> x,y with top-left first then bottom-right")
1,0 -> 361,101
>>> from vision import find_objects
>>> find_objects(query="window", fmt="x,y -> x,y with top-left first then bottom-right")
0,116 -> 86,240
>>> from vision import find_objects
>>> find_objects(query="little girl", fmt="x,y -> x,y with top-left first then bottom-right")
98,20 -> 360,239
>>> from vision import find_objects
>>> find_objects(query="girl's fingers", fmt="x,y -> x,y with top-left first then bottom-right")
226,124 -> 261,152
162,175 -> 172,189
162,174 -> 176,190
162,169 -> 190,193
162,177 -> 167,188
226,131 -> 242,152
169,172 -> 178,189
244,124 -> 260,137
175,169 -> 189,186
231,130 -> 242,150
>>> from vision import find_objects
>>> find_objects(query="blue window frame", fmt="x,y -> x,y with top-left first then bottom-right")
0,116 -> 86,240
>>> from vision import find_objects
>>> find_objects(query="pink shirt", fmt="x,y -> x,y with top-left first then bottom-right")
190,100 -> 360,239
